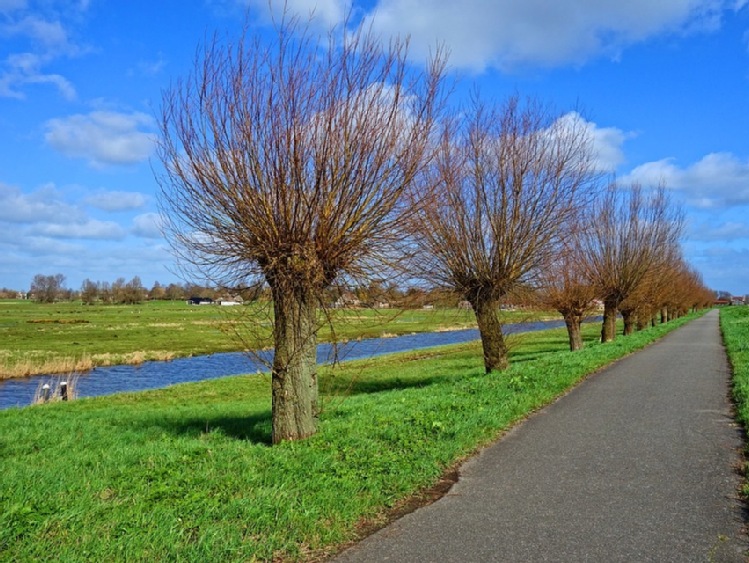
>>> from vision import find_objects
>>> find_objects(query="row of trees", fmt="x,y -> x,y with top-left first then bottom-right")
26,275 -> 212,304
156,17 -> 710,442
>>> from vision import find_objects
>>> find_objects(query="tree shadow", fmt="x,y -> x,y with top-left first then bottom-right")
324,373 -> 458,396
145,411 -> 273,445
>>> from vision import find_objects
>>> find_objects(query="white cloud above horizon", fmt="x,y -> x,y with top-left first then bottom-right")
131,212 -> 163,239
44,110 -> 156,167
622,152 -> 749,208
0,1 -> 90,99
84,190 -> 147,212
355,0 -> 728,71
33,218 -> 126,240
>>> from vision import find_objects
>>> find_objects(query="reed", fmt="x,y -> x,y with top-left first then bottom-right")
32,373 -> 80,404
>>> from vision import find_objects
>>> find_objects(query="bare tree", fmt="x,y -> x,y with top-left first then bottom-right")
410,95 -> 599,372
536,238 -> 598,351
582,183 -> 683,343
156,18 -> 446,442
30,273 -> 66,303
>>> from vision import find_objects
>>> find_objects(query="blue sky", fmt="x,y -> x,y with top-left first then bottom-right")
1,0 -> 748,294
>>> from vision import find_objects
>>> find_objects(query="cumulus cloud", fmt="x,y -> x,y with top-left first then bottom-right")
0,1 -> 89,99
553,112 -> 630,171
245,0 -> 348,29
623,152 -> 749,208
44,111 -> 156,167
84,190 -> 147,211
131,213 -> 163,239
34,219 -> 126,240
358,0 -> 727,71
689,220 -> 749,241
0,182 -> 84,223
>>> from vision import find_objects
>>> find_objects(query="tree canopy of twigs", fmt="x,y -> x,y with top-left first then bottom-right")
409,95 -> 600,373
156,17 -> 447,443
581,182 -> 684,343
536,237 -> 598,351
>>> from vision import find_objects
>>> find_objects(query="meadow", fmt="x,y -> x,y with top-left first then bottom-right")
719,306 -> 749,497
0,299 -> 554,379
0,312 -> 701,561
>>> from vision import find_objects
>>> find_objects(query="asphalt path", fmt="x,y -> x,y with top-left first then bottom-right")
334,310 -> 747,562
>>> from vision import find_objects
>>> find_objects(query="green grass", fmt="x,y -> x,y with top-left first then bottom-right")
0,313 -> 700,561
0,299 -> 559,378
720,306 -> 749,497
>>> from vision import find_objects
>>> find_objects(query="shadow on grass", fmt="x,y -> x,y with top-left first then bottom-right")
148,412 -> 273,445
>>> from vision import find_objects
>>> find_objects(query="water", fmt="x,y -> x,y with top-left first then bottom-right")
0,319 -> 575,410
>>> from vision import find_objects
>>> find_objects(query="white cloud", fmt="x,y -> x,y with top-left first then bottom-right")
245,0 -> 349,29
554,112 -> 630,171
359,0 -> 727,71
0,1 -> 89,99
0,182 -> 84,223
131,213 -> 163,239
44,111 -> 156,167
0,51 -> 76,99
689,220 -> 749,241
34,219 -> 126,240
84,190 -> 147,211
623,152 -> 749,208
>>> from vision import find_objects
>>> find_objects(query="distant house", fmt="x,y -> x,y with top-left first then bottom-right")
187,296 -> 213,305
422,304 -> 434,310
731,296 -> 745,306
218,295 -> 244,306
372,300 -> 390,309
332,293 -> 361,309
457,300 -> 472,310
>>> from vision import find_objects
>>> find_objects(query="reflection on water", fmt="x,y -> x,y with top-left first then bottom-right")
0,319 -> 576,410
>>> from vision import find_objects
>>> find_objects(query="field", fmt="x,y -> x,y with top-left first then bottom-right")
0,311 -> 701,561
719,306 -> 749,497
0,299 -> 556,379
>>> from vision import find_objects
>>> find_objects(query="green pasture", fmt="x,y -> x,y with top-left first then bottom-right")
720,306 -> 749,498
0,311 -> 701,561
0,299 -> 555,378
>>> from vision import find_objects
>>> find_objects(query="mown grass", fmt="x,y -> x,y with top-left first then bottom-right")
0,312 -> 700,561
0,299 -> 558,379
720,306 -> 749,497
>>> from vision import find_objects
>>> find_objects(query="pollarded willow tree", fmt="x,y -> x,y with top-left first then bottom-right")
410,96 -> 600,373
582,182 -> 683,343
156,19 -> 446,443
536,237 -> 598,351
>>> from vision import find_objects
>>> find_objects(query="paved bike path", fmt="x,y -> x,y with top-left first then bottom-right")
334,310 -> 747,562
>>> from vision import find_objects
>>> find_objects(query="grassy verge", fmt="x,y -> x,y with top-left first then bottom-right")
719,306 -> 749,497
0,312 -> 700,561
0,299 -> 559,379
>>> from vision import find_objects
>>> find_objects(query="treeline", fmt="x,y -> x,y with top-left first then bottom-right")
25,274 -> 221,305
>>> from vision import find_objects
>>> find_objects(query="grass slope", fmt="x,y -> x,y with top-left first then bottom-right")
720,306 -> 749,498
0,313 -> 700,561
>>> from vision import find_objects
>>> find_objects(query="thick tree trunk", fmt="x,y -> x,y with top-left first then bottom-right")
636,313 -> 648,331
660,307 -> 668,324
563,313 -> 584,351
601,298 -> 618,343
270,282 -> 319,444
470,295 -> 508,373
621,309 -> 636,336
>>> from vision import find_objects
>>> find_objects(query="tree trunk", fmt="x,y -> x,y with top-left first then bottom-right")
621,309 -> 636,336
270,282 -> 319,444
636,314 -> 648,331
660,307 -> 668,324
564,313 -> 583,351
470,295 -> 509,373
601,298 -> 618,343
